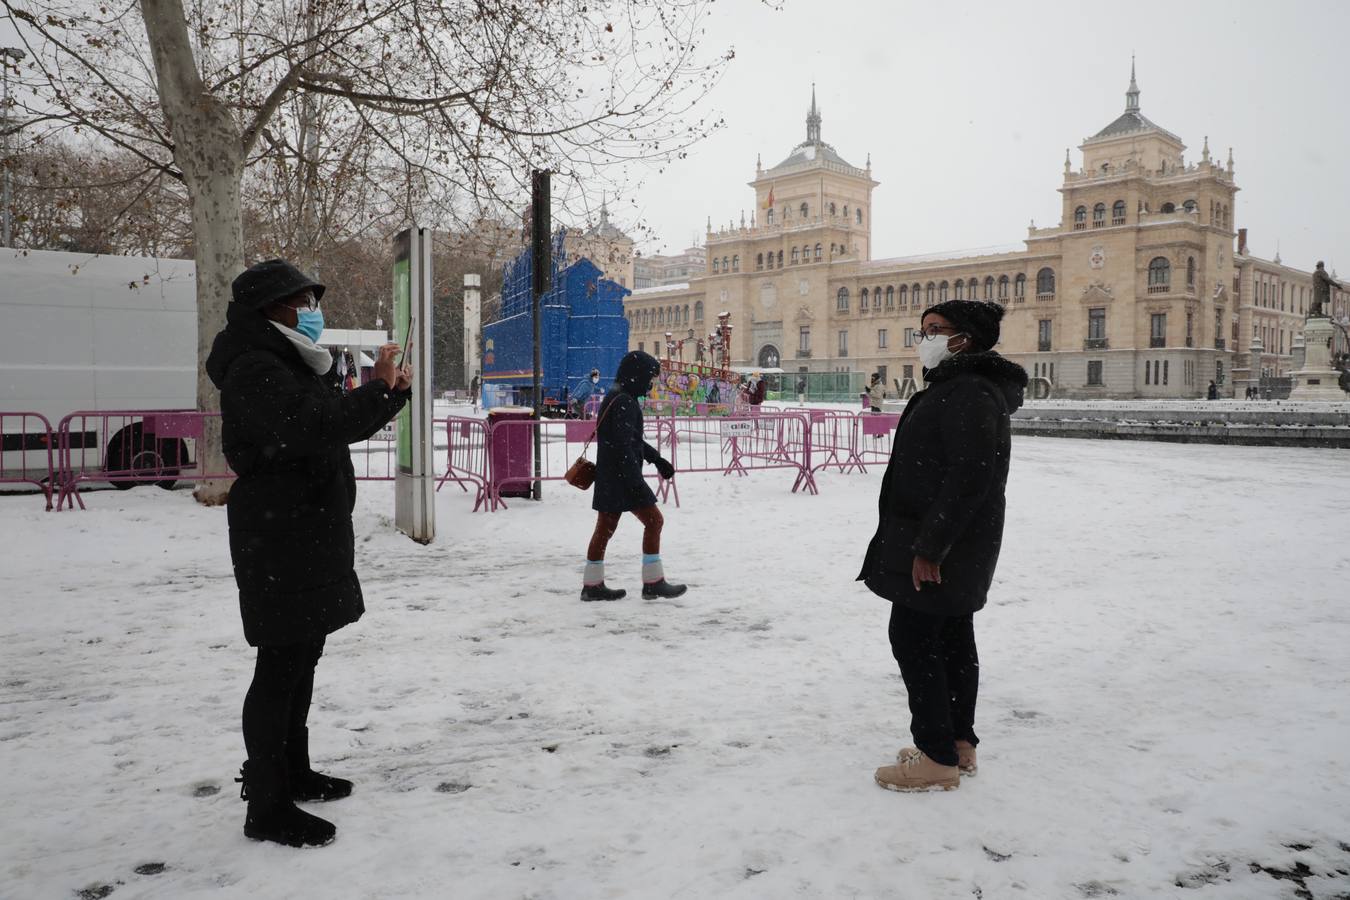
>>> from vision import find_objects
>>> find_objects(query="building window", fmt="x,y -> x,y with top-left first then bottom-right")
926,282 -> 936,304
872,287 -> 882,309
1036,267 -> 1055,296
859,288 -> 869,311
904,327 -> 915,348
791,247 -> 800,264
1163,360 -> 1169,386
1145,360 -> 1151,385
837,287 -> 850,311
983,276 -> 994,300
776,250 -> 783,268
1092,203 -> 1106,227
997,275 -> 1009,300
1014,273 -> 1026,298
683,305 -> 690,324
722,256 -> 729,272
829,202 -> 836,217
1088,307 -> 1106,344
638,341 -> 644,353
1150,313 -> 1166,347
1074,206 -> 1087,230
838,330 -> 848,356
766,208 -> 774,225
814,243 -> 822,261
899,284 -> 908,306
843,205 -> 849,220
939,281 -> 949,301
1087,360 -> 1104,386
1186,311 -> 1194,347
712,258 -> 720,273
1216,360 -> 1224,385
1148,257 -> 1170,293
694,301 -> 704,321
878,328 -> 888,349
732,255 -> 740,272
1160,201 -> 1176,214
799,326 -> 811,353
756,253 -> 763,271
912,283 -> 921,305
1112,200 -> 1126,225
1186,256 -> 1195,290
885,285 -> 894,308
1038,319 -> 1052,352
1183,199 -> 1197,213
856,208 -> 863,225
800,202 -> 809,219
954,280 -> 964,300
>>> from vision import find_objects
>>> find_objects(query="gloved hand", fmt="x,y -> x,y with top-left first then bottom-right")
655,457 -> 675,480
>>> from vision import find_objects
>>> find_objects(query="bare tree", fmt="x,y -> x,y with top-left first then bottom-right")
4,0 -> 730,504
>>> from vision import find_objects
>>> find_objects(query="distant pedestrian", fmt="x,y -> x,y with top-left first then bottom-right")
470,372 -> 481,411
867,372 -> 885,412
581,351 -> 686,601
858,299 -> 1027,792
1207,380 -> 1218,400
745,372 -> 766,406
206,259 -> 411,847
797,376 -> 808,403
571,368 -> 602,418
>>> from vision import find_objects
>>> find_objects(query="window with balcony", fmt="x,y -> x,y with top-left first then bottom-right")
766,208 -> 774,225
1093,203 -> 1106,228
814,243 -> 822,261
1038,319 -> 1052,352
694,301 -> 704,321
898,284 -> 908,306
791,247 -> 800,265
1148,257 -> 1170,293
712,258 -> 719,273
1074,206 -> 1086,230
939,281 -> 949,301
776,250 -> 783,268
954,280 -> 964,300
885,286 -> 894,308
1036,267 -> 1055,297
985,276 -> 995,300
912,283 -> 922,305
926,282 -> 936,304
1014,273 -> 1026,298
998,275 -> 1009,300
873,287 -> 881,309
859,288 -> 869,312
837,287 -> 850,312
1112,200 -> 1126,225
800,202 -> 809,219
756,253 -> 763,271
1150,313 -> 1166,348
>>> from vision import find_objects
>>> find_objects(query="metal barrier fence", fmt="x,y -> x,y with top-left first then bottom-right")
856,412 -> 901,468
1,411 -> 57,510
662,412 -> 817,495
781,407 -> 865,475
437,416 -> 491,511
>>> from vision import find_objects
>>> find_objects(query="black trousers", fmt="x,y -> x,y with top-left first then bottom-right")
888,604 -> 979,767
242,638 -> 325,765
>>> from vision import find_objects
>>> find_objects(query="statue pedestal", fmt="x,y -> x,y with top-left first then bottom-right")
1289,317 -> 1346,401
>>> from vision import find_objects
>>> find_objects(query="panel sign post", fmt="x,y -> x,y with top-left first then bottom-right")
392,227 -> 435,544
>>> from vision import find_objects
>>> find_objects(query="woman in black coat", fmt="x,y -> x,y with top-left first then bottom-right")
205,259 -> 410,847
858,299 -> 1027,792
581,351 -> 687,601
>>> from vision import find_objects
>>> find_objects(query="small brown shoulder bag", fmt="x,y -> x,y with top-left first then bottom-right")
563,399 -> 613,490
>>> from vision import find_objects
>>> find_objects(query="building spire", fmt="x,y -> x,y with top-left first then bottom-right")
806,82 -> 822,143
1125,54 -> 1140,113
1202,135 -> 1210,163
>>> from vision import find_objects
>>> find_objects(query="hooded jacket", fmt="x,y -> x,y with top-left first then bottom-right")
592,351 -> 663,513
857,351 -> 1028,615
205,302 -> 408,646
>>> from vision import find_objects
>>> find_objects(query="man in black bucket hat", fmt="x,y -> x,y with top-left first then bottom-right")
206,258 -> 411,847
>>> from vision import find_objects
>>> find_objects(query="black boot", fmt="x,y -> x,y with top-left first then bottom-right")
287,726 -> 353,802
238,759 -> 336,848
641,579 -> 687,599
580,582 -> 627,601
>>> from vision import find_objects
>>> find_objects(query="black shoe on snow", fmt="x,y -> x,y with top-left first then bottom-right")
641,579 -> 687,599
238,760 -> 336,848
581,583 -> 627,601
290,769 -> 353,802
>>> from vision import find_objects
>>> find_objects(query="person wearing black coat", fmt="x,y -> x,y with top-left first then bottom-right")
581,351 -> 687,602
858,299 -> 1027,792
205,258 -> 411,847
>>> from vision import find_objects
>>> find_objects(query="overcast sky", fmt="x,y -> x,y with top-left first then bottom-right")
618,0 -> 1350,275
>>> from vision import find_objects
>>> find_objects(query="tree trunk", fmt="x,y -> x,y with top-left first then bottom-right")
141,0 -> 245,505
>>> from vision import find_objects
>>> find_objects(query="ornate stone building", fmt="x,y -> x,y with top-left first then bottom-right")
623,68 -> 1344,399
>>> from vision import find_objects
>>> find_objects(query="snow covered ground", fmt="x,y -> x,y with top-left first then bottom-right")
3,437 -> 1350,899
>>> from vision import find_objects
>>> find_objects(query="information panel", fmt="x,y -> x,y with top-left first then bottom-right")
392,228 -> 435,543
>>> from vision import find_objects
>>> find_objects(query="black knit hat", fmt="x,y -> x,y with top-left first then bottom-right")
616,350 -> 662,397
231,258 -> 326,309
920,299 -> 1005,352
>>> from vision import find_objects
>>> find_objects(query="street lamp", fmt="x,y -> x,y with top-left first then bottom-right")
2,46 -> 26,248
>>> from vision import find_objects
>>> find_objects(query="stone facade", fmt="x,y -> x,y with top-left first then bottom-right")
634,246 -> 706,289
623,68 -> 1343,399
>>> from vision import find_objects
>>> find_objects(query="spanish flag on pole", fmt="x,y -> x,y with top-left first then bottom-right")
765,185 -> 775,210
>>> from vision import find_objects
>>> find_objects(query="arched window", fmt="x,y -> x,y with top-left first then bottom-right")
791,247 -> 800,264
899,284 -> 908,306
722,256 -> 729,271
1074,206 -> 1087,230
1014,273 -> 1026,298
758,344 -> 780,369
939,281 -> 949,301
873,287 -> 882,309
998,274 -> 1009,299
885,286 -> 894,308
776,250 -> 783,267
1112,200 -> 1126,225
694,301 -> 704,321
912,283 -> 922,305
756,253 -> 763,271
712,258 -> 720,273
800,202 -> 809,219
1036,267 -> 1055,296
657,308 -> 665,326
843,205 -> 849,220
954,280 -> 964,300
985,276 -> 995,300
814,243 -> 822,261
1148,257 -> 1170,291
1093,203 -> 1106,227
1160,201 -> 1176,214
926,282 -> 936,304
1182,199 -> 1198,213
829,202 -> 837,217
969,278 -> 980,297
856,208 -> 863,225
766,208 -> 775,225
1186,256 -> 1196,289
837,287 -> 850,311
860,288 -> 869,310
732,255 -> 739,271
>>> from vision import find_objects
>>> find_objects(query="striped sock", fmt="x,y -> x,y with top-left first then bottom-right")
641,554 -> 664,584
583,559 -> 605,587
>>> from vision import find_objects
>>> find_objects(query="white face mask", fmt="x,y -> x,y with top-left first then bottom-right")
918,333 -> 962,371
591,376 -> 599,384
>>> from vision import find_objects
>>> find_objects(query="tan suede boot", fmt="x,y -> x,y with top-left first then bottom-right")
874,748 -> 960,792
955,740 -> 977,776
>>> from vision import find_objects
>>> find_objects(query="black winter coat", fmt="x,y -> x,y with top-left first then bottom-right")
592,351 -> 663,513
205,303 -> 409,646
857,351 -> 1027,616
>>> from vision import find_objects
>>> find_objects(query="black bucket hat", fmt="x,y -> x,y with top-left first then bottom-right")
231,258 -> 326,309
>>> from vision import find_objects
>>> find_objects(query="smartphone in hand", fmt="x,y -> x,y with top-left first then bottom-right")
400,317 -> 416,366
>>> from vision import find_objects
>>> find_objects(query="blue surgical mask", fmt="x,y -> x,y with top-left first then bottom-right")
295,308 -> 325,343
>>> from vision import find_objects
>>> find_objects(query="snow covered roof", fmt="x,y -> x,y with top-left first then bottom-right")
863,243 -> 1027,270
629,283 -> 691,297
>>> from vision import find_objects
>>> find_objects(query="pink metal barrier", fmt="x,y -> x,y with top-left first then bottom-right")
1,412 -> 57,510
437,416 -> 491,511
663,412 -> 817,495
54,410 -> 230,510
782,407 -> 864,475
856,412 -> 901,468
